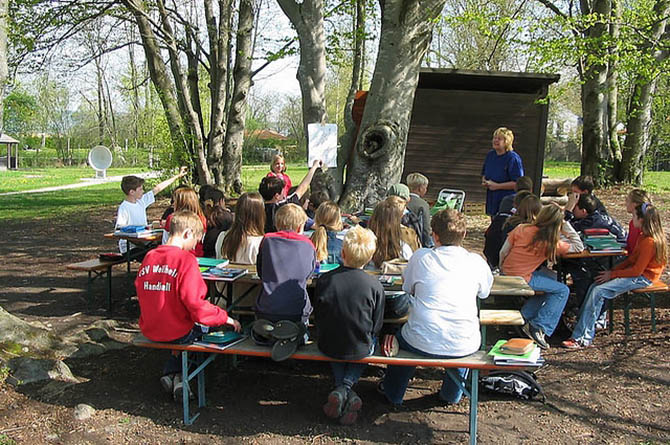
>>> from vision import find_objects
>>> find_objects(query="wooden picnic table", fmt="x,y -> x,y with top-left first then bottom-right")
134,334 -> 529,444
104,230 -> 164,272
203,264 -> 534,309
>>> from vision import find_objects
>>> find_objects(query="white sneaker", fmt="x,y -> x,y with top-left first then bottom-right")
160,374 -> 174,394
172,374 -> 194,401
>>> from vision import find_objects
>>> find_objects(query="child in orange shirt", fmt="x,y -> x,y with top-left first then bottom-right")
499,204 -> 583,348
563,203 -> 667,348
267,154 -> 292,198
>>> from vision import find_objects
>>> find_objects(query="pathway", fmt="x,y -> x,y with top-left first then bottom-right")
0,172 -> 160,196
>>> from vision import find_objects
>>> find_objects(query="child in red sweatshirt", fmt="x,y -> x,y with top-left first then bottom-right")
136,210 -> 240,400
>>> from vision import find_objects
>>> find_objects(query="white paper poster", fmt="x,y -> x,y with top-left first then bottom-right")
308,123 -> 338,168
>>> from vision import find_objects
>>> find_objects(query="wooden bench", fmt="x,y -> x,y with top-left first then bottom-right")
134,335 -> 529,445
66,258 -> 125,312
607,282 -> 669,336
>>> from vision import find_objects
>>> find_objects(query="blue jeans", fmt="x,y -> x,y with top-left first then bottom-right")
383,330 -> 469,405
162,324 -> 209,376
571,276 -> 651,344
522,268 -> 570,337
329,341 -> 375,389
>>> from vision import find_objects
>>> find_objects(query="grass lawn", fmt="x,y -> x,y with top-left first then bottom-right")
1,162 -> 668,222
0,167 -> 149,193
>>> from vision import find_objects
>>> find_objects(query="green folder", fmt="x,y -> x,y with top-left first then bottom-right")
488,339 -> 537,360
197,257 -> 229,268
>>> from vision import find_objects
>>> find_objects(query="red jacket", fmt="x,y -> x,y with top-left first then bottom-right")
136,245 -> 228,341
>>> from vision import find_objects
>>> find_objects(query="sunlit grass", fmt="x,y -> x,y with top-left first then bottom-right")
0,167 -> 148,193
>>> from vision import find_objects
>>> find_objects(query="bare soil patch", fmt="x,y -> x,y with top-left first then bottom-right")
1,190 -> 669,444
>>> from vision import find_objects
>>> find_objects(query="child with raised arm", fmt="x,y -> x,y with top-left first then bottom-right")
499,204 -> 584,349
116,166 -> 187,253
135,211 -> 241,400
311,201 -> 345,265
563,203 -> 667,349
315,225 -> 384,424
266,154 -> 292,198
259,159 -> 322,233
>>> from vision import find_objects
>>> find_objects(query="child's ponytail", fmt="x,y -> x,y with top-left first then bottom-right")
310,201 -> 343,263
636,204 -> 668,264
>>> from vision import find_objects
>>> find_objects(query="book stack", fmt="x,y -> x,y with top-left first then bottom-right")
582,229 -> 625,254
115,226 -> 164,238
201,267 -> 247,281
488,339 -> 544,367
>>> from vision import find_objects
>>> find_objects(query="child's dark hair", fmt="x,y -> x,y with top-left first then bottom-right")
515,176 -> 533,192
121,176 -> 145,195
199,184 -> 217,202
431,209 -> 466,246
207,206 -> 233,231
259,176 -> 285,201
635,203 -> 668,264
576,194 -> 598,214
201,187 -> 225,218
571,175 -> 595,193
513,190 -> 533,208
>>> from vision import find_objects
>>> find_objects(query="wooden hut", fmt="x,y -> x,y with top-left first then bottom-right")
353,69 -> 559,208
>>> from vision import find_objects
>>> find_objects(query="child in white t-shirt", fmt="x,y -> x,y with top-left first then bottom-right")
116,167 -> 187,253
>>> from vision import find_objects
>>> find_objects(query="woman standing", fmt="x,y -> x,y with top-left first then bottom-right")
481,127 -> 525,217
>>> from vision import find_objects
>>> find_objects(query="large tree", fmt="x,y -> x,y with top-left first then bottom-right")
339,0 -> 448,211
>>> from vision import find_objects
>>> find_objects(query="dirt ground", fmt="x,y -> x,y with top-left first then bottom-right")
1,188 -> 669,445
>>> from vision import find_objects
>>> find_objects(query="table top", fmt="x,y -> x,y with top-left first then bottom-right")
205,264 -> 535,296
562,249 -> 626,259
104,231 -> 163,243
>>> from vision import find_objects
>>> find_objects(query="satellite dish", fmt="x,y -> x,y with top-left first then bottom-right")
88,145 -> 113,179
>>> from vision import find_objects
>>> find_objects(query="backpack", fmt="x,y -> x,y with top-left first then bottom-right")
402,207 -> 428,247
479,370 -> 546,402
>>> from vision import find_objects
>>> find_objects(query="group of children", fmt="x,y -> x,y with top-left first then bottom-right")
486,175 -> 667,350
116,157 -> 666,424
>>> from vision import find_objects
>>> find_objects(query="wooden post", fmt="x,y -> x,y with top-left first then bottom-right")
14,143 -> 18,169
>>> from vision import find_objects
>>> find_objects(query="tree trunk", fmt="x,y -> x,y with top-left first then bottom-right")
618,0 -> 670,184
221,0 -> 255,195
332,0 -> 365,201
0,0 -> 6,128
606,0 -> 621,173
579,0 -> 610,185
339,0 -> 447,212
276,0 -> 328,138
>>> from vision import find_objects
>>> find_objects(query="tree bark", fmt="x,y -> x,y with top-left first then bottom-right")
276,0 -> 328,137
332,0 -> 365,201
618,0 -> 670,184
339,0 -> 447,212
0,0 -> 7,128
221,0 -> 255,195
579,0 -> 610,185
606,0 -> 622,172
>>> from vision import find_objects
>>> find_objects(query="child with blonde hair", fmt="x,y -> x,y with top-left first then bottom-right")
315,225 -> 384,424
255,204 -> 317,324
499,204 -> 583,348
563,203 -> 667,348
311,201 -> 344,264
267,154 -> 292,198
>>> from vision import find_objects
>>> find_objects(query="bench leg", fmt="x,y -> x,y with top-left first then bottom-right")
608,300 -> 614,334
469,369 -> 479,445
623,294 -> 631,336
650,293 -> 656,333
86,271 -> 93,307
181,351 -> 194,425
106,266 -> 113,313
480,325 -> 487,351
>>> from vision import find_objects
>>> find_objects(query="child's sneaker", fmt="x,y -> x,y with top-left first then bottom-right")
339,389 -> 362,425
160,374 -> 174,394
323,385 -> 348,419
172,374 -> 194,402
561,338 -> 589,349
595,314 -> 608,330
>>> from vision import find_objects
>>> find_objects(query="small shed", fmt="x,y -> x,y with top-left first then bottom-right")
401,68 -> 559,204
0,133 -> 20,170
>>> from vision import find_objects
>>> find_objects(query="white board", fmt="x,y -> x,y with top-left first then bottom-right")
308,123 -> 337,168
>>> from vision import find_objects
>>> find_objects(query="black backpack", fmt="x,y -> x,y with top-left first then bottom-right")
402,207 -> 428,247
479,370 -> 546,402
